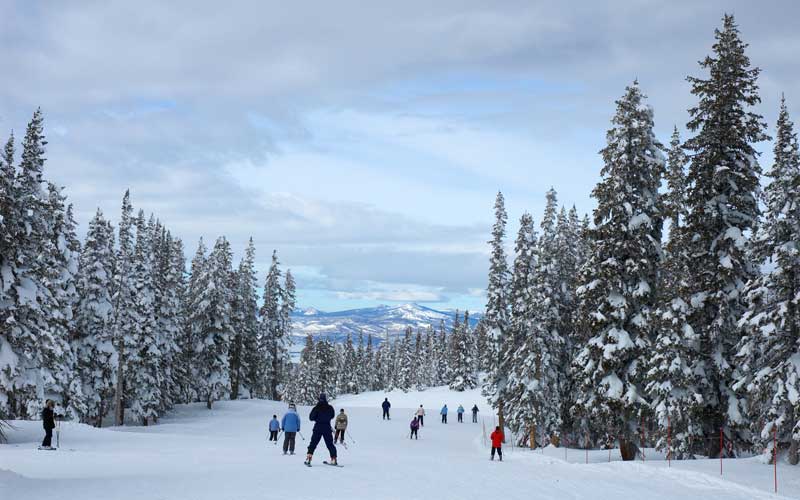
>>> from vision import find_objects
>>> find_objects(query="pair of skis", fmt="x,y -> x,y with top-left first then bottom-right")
305,460 -> 343,468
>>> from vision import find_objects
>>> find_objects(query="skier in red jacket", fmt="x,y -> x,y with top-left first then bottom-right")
490,426 -> 504,461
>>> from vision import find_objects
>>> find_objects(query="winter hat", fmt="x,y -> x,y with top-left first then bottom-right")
319,393 -> 328,403
289,403 -> 296,409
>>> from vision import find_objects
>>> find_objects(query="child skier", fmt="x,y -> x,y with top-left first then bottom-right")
416,405 -> 425,426
440,404 -> 448,424
490,426 -> 504,461
334,408 -> 348,444
281,403 -> 301,455
269,415 -> 280,442
410,416 -> 420,440
457,405 -> 465,423
305,393 -> 338,466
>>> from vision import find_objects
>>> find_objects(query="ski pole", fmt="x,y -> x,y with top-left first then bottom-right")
347,430 -> 356,443
299,431 -> 306,441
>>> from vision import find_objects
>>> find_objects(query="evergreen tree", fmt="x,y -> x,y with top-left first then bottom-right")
293,335 -> 319,405
260,251 -> 285,400
681,14 -> 769,454
450,311 -> 478,391
159,233 -> 185,410
483,191 -> 511,428
128,211 -> 161,424
735,96 -> 800,464
230,238 -> 258,400
571,81 -> 664,456
190,237 -> 234,409
112,190 -> 137,425
74,209 -> 116,425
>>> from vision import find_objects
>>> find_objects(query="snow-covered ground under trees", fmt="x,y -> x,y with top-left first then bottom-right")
1,386 -> 797,500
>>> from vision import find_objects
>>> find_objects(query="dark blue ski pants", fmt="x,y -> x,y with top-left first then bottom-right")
307,426 -> 337,459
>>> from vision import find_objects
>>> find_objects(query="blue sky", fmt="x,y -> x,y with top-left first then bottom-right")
2,1 -> 799,311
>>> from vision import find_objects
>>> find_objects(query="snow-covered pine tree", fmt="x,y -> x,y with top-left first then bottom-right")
341,334 -> 359,394
364,334 -> 377,390
450,309 -> 478,391
230,238 -> 258,400
682,14 -> 769,455
127,211 -> 161,424
315,339 -> 338,399
158,232 -> 185,410
735,96 -> 800,464
74,209 -> 117,425
260,251 -> 285,400
483,192 -> 511,428
191,237 -> 235,409
41,183 -> 81,418
5,110 -> 75,417
645,125 -> 699,458
0,136 -> 17,414
293,335 -> 319,405
571,81 -> 664,458
413,329 -> 425,391
663,127 -> 689,232
356,331 -> 368,392
436,319 -> 449,385
112,190 -> 137,425
277,268 -> 296,398
396,327 -> 414,392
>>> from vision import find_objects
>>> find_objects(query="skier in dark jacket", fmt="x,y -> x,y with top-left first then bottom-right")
305,393 -> 338,466
382,398 -> 391,420
471,404 -> 479,423
40,400 -> 57,449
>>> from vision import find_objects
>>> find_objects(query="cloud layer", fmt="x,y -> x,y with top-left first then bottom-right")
2,1 -> 798,310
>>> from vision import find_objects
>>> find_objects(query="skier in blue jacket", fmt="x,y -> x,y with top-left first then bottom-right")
441,404 -> 448,424
305,393 -> 338,466
281,403 -> 301,455
269,415 -> 280,442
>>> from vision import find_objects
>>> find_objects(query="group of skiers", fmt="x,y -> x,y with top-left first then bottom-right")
403,402 -> 481,440
265,396 -> 500,465
267,394 -> 347,466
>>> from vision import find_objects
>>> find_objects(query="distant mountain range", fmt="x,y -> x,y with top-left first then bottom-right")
290,303 -> 482,349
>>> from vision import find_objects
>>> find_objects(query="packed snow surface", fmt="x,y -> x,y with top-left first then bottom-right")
1,386 -> 797,500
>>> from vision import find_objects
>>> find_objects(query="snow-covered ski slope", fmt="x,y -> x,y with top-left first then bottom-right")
1,386 -> 796,500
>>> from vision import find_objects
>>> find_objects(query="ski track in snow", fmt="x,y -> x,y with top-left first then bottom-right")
1,386 -> 796,500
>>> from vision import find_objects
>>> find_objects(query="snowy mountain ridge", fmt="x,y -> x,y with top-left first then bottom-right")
290,302 -> 482,346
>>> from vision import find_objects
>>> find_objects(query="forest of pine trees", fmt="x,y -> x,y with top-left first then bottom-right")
482,15 -> 800,464
0,113 -> 297,425
284,310 -> 487,405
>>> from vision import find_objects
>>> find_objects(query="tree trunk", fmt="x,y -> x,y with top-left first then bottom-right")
113,343 -> 125,426
498,401 -> 505,443
619,437 -> 638,461
530,423 -> 536,449
788,439 -> 799,465
206,397 -> 213,410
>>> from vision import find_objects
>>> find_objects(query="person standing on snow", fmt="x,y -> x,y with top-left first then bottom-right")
471,404 -> 479,423
281,403 -> 301,455
334,408 -> 348,444
440,404 -> 448,424
40,400 -> 57,449
490,426 -> 504,461
305,393 -> 338,466
382,398 -> 391,420
457,405 -> 465,423
416,405 -> 425,426
269,415 -> 281,442
410,416 -> 420,440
